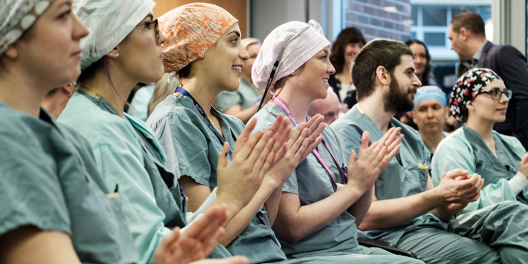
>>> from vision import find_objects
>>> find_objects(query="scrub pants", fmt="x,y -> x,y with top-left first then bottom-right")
396,201 -> 528,264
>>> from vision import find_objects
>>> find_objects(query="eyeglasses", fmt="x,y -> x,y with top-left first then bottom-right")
480,89 -> 512,100
257,20 -> 324,111
138,19 -> 160,39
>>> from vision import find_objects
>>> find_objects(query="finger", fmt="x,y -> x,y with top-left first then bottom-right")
286,124 -> 306,149
246,131 -> 274,172
444,169 -> 469,180
522,153 -> 528,164
259,151 -> 275,181
217,143 -> 230,172
307,115 -> 324,135
358,131 -> 371,156
202,227 -> 226,257
365,141 -> 383,164
233,118 -> 258,155
300,135 -> 323,161
158,227 -> 180,254
347,149 -> 357,170
307,122 -> 326,144
271,118 -> 292,154
386,134 -> 404,153
273,143 -> 288,164
291,128 -> 309,155
185,205 -> 226,241
377,127 -> 395,144
381,144 -> 401,165
304,114 -> 322,128
233,130 -> 264,162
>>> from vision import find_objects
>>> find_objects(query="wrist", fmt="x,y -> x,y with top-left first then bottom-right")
423,187 -> 444,207
215,191 -> 244,217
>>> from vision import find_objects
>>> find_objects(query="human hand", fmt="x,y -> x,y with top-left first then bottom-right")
517,153 -> 528,180
298,114 -> 325,161
151,205 -> 229,264
439,173 -> 481,216
190,257 -> 249,264
434,169 -> 483,204
216,118 -> 276,210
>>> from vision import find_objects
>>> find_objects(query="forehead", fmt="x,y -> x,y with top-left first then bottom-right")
409,43 -> 425,53
482,79 -> 506,90
416,99 -> 444,108
395,54 -> 415,71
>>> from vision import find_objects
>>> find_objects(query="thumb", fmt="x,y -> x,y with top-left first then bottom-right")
347,149 -> 357,171
217,142 -> 230,172
522,153 -> 528,165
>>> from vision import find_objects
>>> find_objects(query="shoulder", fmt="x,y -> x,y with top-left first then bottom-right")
493,130 -> 526,156
436,128 -> 471,153
148,95 -> 203,128
330,107 -> 364,134
218,110 -> 245,133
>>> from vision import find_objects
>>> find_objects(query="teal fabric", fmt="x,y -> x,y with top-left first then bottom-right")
128,84 -> 155,121
432,127 -> 528,214
252,103 -> 360,258
147,94 -> 285,264
0,101 -> 138,263
59,92 -> 172,263
423,131 -> 450,160
215,79 -> 261,112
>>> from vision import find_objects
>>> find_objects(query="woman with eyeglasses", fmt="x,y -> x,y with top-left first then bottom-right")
57,0 -> 281,263
432,68 -> 528,215
250,21 -> 425,263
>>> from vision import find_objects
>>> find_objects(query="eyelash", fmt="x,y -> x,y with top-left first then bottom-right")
231,38 -> 238,44
59,9 -> 71,19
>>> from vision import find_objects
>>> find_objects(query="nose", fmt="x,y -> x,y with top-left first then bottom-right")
499,91 -> 510,103
158,30 -> 167,45
239,45 -> 249,61
73,13 -> 89,40
327,60 -> 336,75
426,108 -> 434,118
412,73 -> 422,88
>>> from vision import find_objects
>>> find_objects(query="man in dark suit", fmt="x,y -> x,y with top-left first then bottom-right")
449,12 -> 528,149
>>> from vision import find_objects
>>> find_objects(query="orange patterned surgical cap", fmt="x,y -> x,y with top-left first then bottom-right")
159,3 -> 238,73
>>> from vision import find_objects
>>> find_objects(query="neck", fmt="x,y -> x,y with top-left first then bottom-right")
419,129 -> 445,152
0,67 -> 47,117
469,38 -> 487,58
181,76 -> 223,118
82,64 -> 137,118
274,84 -> 313,123
357,90 -> 394,133
466,115 -> 494,141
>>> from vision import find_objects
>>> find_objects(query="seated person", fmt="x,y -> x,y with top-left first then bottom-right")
331,39 -> 528,263
251,20 -> 423,263
215,38 -> 264,123
0,1 -> 239,263
41,83 -> 78,119
432,68 -> 528,214
128,82 -> 155,121
412,86 -> 450,159
307,88 -> 341,125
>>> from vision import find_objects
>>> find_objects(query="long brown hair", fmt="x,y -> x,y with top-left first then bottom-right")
330,27 -> 366,74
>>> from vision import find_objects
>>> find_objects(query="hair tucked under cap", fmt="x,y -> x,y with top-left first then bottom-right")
159,3 -> 238,74
252,20 -> 330,91
450,68 -> 502,121
74,0 -> 155,70
0,0 -> 54,55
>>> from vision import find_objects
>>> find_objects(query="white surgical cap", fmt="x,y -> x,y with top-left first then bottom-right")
0,0 -> 53,55
252,20 -> 330,91
74,0 -> 155,70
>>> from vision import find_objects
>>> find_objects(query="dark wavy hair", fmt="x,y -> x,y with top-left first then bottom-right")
330,27 -> 366,74
405,39 -> 432,85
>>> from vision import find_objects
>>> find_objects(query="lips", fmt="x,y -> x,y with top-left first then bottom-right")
71,49 -> 83,59
497,108 -> 507,114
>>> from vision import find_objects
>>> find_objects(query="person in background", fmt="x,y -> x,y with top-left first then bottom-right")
128,82 -> 155,121
329,27 -> 366,111
450,12 -> 528,150
215,38 -> 264,123
41,82 -> 78,119
405,39 -> 435,86
412,86 -> 450,159
307,88 -> 341,125
432,68 -> 528,215
148,72 -> 181,118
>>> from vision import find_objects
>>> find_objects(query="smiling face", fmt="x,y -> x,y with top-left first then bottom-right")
409,43 -> 427,76
193,23 -> 249,92
343,42 -> 363,67
383,54 -> 422,113
294,46 -> 336,101
241,43 -> 260,83
468,79 -> 509,123
413,99 -> 449,134
114,13 -> 166,84
5,0 -> 89,89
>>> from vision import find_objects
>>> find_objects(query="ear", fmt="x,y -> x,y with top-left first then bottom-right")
444,106 -> 450,119
459,27 -> 469,41
375,66 -> 390,87
106,47 -> 119,59
3,46 -> 18,60
466,100 -> 475,112
62,84 -> 73,95
412,111 -> 417,123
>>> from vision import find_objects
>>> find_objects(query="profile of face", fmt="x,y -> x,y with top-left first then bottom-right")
193,23 -> 249,92
413,99 -> 449,133
293,46 -> 336,101
308,90 -> 340,125
448,24 -> 471,61
409,43 -> 427,76
113,13 -> 166,84
4,0 -> 89,89
467,79 -> 509,123
344,42 -> 363,67
383,54 -> 422,113
241,43 -> 260,81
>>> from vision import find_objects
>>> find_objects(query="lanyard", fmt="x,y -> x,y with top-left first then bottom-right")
176,87 -> 233,156
271,95 -> 348,186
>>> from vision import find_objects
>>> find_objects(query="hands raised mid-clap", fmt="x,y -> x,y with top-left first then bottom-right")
152,204 -> 249,264
346,128 -> 403,193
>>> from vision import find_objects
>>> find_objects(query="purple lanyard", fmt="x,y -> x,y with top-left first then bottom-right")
271,95 -> 348,186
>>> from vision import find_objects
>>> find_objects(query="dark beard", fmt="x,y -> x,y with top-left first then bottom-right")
383,74 -> 416,113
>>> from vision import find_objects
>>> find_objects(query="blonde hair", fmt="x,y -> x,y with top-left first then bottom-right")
148,73 -> 181,117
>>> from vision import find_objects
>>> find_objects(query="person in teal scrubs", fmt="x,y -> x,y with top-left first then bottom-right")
412,86 -> 451,159
58,0 -> 278,263
332,39 -> 528,263
249,20 -> 425,264
0,1 -> 235,264
432,68 -> 528,214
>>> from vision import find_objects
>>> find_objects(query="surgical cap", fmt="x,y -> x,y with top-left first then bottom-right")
0,0 -> 53,55
450,68 -> 502,120
241,38 -> 260,50
414,85 -> 446,109
252,20 -> 330,91
159,3 -> 238,73
74,0 -> 155,70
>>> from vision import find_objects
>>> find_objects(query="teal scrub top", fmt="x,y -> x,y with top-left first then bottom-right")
59,91 -> 172,263
0,101 -> 138,263
331,104 -> 431,244
423,131 -> 450,160
252,103 -> 359,258
432,127 -> 528,214
128,84 -> 155,121
215,79 -> 262,112
147,93 -> 286,263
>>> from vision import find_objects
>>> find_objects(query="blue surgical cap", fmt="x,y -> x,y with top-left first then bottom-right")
414,86 -> 446,109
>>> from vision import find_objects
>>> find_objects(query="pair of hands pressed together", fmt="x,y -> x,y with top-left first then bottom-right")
434,169 -> 484,216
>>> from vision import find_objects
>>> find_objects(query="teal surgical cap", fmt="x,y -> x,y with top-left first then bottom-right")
414,85 -> 446,110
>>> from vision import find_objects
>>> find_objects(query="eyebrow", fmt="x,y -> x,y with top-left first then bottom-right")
323,49 -> 330,55
227,31 -> 241,37
406,67 -> 415,73
145,14 -> 154,21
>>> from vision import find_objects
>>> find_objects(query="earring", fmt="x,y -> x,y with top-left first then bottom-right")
113,53 -> 119,59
